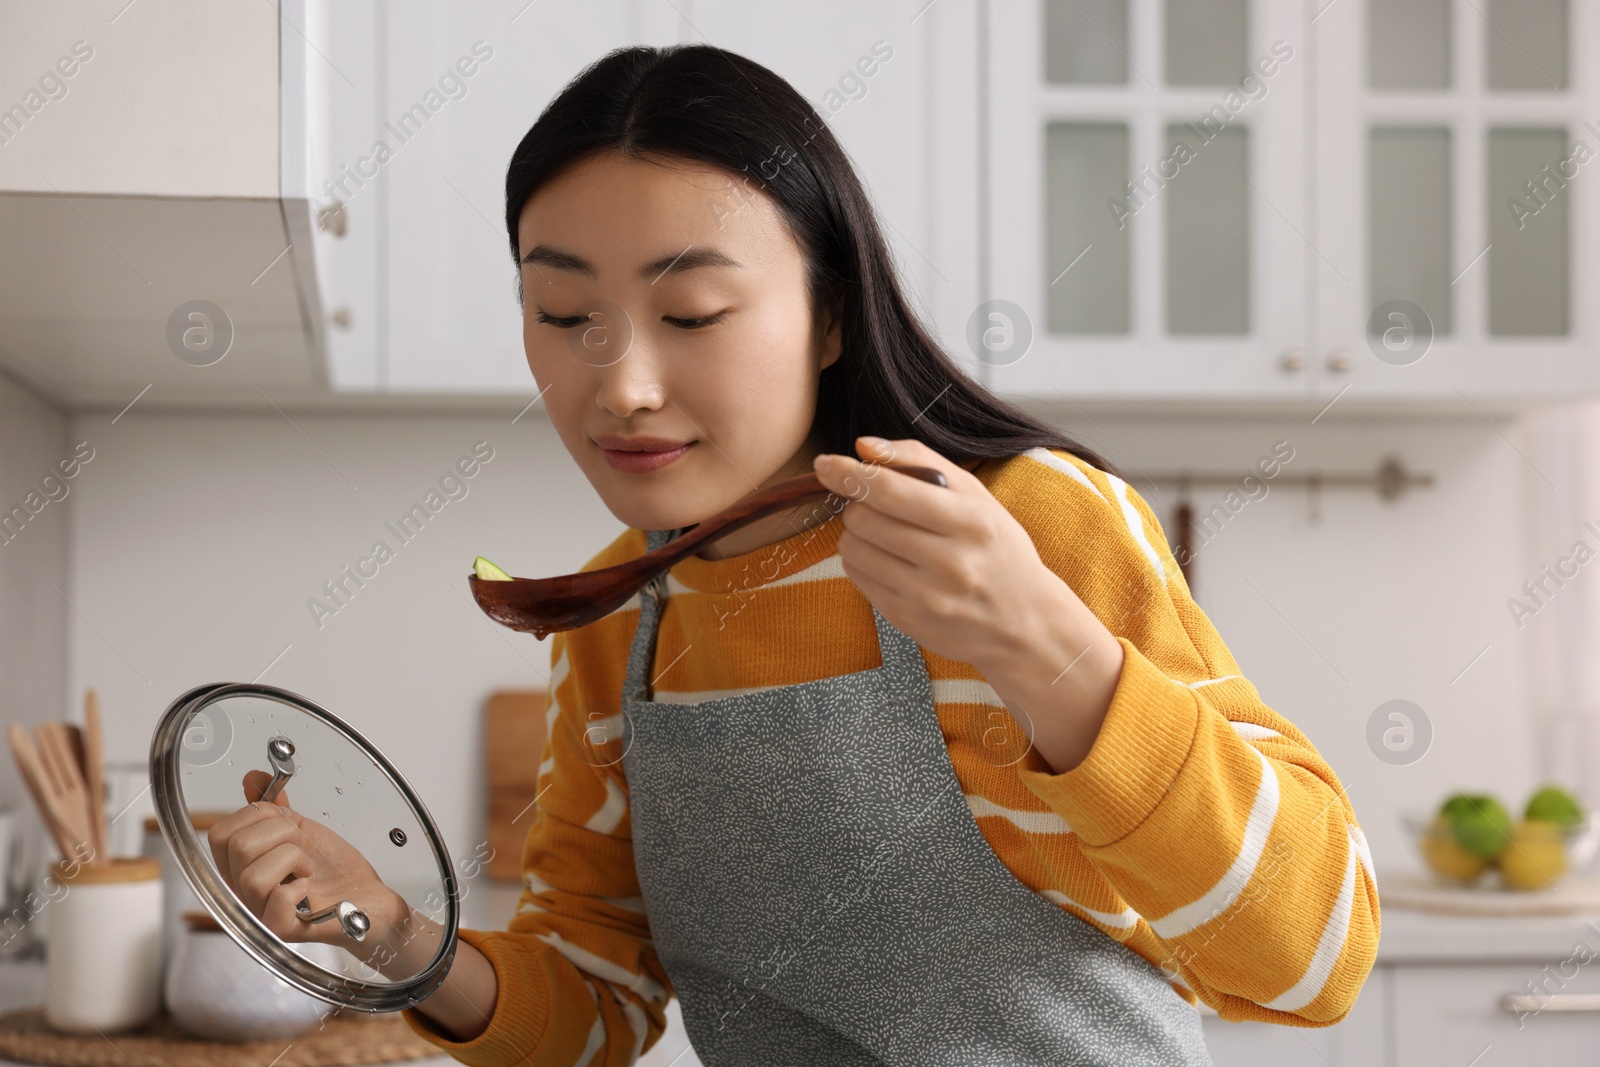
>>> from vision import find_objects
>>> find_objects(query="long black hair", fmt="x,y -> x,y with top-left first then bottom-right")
503,43 -> 1114,476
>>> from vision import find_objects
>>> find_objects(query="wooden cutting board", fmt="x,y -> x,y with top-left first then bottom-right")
1382,871 -> 1600,916
484,690 -> 549,882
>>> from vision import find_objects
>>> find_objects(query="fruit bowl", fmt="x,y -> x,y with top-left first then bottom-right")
1404,811 -> 1600,889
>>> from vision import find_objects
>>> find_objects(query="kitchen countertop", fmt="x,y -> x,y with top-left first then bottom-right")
0,877 -> 1590,1065
0,882 -> 704,1067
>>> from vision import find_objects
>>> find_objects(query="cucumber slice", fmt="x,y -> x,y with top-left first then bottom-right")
473,555 -> 513,581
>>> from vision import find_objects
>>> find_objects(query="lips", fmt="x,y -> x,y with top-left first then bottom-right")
594,434 -> 695,473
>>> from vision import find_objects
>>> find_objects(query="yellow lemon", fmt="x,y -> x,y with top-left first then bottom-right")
1420,815 -> 1490,882
1499,819 -> 1568,890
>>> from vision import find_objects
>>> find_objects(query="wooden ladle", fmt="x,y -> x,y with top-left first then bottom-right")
468,465 -> 948,637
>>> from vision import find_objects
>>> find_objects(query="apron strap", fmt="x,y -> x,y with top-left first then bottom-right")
621,527 -> 679,705
620,524 -> 925,705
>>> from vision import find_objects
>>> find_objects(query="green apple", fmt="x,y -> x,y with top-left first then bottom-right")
1525,784 -> 1585,828
1438,792 -> 1512,859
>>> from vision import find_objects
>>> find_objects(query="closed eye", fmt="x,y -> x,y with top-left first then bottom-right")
535,310 -> 727,330
534,311 -> 586,329
664,312 -> 727,330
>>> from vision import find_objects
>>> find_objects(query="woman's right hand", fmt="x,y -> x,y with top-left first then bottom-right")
206,770 -> 410,948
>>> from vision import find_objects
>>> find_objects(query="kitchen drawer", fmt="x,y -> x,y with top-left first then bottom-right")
1394,959 -> 1600,1065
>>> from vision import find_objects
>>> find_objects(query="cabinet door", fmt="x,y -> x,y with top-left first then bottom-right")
683,0 -> 980,366
1200,967 -> 1388,1067
373,0 -> 972,395
1312,0 -> 1600,400
379,0 -> 642,393
985,0 -> 1311,401
301,0 -> 382,391
1394,961 -> 1600,1065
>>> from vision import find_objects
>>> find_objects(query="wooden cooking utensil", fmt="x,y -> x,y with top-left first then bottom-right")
34,723 -> 94,864
83,690 -> 109,864
8,724 -> 81,862
468,465 -> 949,637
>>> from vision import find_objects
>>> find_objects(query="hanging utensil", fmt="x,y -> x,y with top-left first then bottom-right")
469,464 -> 948,637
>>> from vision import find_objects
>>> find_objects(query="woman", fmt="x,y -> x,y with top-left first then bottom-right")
209,43 -> 1377,1066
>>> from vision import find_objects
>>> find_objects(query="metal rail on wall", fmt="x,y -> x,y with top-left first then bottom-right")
1130,456 -> 1435,585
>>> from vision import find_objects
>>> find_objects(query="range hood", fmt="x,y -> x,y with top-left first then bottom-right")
0,1 -> 329,408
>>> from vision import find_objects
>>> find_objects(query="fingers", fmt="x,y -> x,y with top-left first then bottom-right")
242,768 -> 291,808
208,801 -> 302,893
207,800 -> 282,875
236,840 -> 314,917
209,770 -> 301,874
261,874 -> 316,941
815,437 -> 974,535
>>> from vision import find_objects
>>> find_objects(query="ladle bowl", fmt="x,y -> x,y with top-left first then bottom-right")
468,465 -> 948,637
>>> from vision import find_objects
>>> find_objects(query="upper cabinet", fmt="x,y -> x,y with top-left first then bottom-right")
985,0 -> 1311,401
1311,0 -> 1600,400
339,0 -> 979,395
6,0 -> 1589,408
0,1 -> 329,406
681,0 -> 981,378
982,0 -> 1600,404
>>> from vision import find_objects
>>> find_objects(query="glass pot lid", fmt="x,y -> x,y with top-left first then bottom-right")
148,683 -> 458,1014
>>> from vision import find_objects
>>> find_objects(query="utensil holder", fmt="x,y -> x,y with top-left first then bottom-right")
44,856 -> 162,1034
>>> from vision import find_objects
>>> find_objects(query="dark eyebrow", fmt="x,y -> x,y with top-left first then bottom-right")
519,243 -> 742,281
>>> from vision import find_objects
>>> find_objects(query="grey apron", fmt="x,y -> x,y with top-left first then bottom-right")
619,526 -> 1212,1066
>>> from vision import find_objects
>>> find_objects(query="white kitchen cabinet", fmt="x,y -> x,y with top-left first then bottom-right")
1392,961 -> 1600,1066
1201,904 -> 1600,1067
372,0 -> 642,394
984,0 -> 1313,402
302,0 -> 382,393
1310,0 -> 1600,401
0,0 -> 331,406
982,0 -> 1600,404
680,0 -> 981,375
1201,968 -> 1388,1066
363,0 -> 979,395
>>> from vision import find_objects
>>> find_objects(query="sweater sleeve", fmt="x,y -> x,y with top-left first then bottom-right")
998,450 -> 1379,1026
401,629 -> 674,1065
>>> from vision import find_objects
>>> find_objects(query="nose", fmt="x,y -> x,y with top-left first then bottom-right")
590,321 -> 665,419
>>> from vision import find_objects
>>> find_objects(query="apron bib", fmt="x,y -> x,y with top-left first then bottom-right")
619,526 -> 1212,1066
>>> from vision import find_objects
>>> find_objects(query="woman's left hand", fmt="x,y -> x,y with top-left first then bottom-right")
812,435 -> 1125,773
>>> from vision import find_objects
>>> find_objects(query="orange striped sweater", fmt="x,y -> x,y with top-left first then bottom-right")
403,446 -> 1380,1065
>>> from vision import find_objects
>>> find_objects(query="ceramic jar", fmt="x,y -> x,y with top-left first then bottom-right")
163,911 -> 330,1041
44,856 -> 163,1033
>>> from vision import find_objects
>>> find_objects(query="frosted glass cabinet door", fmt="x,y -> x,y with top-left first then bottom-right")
1310,0 -> 1600,400
985,0 -> 1311,401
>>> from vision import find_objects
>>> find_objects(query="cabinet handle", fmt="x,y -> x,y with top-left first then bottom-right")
1279,349 -> 1304,372
318,203 -> 348,237
1502,993 -> 1600,1013
1325,350 -> 1352,373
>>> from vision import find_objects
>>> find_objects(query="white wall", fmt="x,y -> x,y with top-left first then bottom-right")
1038,409 -> 1539,878
0,370 -> 68,818
66,407 -> 621,865
64,402 -> 1551,880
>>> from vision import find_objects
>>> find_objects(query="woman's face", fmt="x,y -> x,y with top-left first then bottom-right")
516,150 -> 841,541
